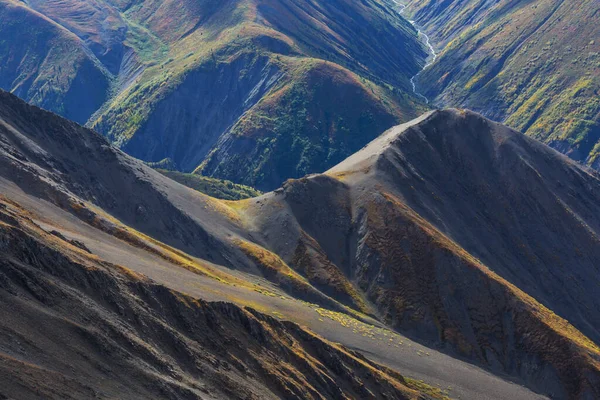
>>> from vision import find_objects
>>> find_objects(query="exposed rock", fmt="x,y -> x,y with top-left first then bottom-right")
247,110 -> 600,398
0,201 -> 425,400
1,89 -> 599,398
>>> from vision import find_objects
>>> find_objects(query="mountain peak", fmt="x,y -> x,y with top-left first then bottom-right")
328,107 -> 593,185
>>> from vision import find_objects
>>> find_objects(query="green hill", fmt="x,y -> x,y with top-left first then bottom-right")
404,0 -> 600,168
0,0 -> 429,190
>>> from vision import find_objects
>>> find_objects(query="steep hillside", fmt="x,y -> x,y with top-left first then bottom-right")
0,0 -> 111,124
2,91 -> 598,399
0,196 -> 436,400
402,0 -> 600,169
0,0 -> 428,190
243,110 -> 600,398
23,0 -> 130,74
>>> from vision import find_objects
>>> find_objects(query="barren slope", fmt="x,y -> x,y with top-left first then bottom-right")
243,110 -> 600,398
0,91 -> 597,398
0,197 -> 437,400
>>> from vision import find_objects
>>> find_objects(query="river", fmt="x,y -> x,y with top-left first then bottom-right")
393,1 -> 437,104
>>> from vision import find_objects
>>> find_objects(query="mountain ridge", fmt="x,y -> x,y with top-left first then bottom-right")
1,89 -> 599,398
243,108 -> 600,398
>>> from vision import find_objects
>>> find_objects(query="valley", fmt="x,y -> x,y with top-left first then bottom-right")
395,0 -> 438,103
1,1 -> 600,399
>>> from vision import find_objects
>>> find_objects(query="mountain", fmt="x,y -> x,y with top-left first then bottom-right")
403,0 -> 600,169
0,0 -> 429,190
0,0 -> 112,124
0,88 -> 449,400
1,89 -> 599,398
247,109 -> 600,399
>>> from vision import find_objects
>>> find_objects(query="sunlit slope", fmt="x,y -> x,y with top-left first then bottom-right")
0,0 -> 428,190
91,0 -> 428,190
0,195 -> 440,400
404,0 -> 600,169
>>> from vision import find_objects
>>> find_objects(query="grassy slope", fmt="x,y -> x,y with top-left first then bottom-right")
195,58 -> 418,190
156,169 -> 262,200
89,0 -> 427,189
1,0 -> 428,189
405,0 -> 600,167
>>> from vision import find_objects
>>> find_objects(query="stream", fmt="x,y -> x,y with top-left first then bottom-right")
394,1 -> 437,104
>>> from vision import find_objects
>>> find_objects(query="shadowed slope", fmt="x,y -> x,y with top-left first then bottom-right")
0,0 -> 111,124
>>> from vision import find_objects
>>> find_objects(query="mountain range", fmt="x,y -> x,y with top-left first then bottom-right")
1,89 -> 599,399
2,0 -> 600,399
0,0 -> 428,190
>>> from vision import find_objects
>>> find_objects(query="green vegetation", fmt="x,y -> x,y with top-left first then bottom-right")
156,169 -> 261,200
0,0 -> 428,191
406,0 -> 600,167
404,378 -> 453,400
195,59 -> 423,189
122,15 -> 168,64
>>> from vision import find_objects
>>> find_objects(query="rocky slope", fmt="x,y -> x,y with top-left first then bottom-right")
1,90 -> 599,398
0,0 -> 429,190
0,196 -> 433,400
402,0 -> 600,170
241,109 -> 600,398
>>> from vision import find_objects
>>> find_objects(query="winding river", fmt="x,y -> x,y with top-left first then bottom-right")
394,1 -> 437,104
